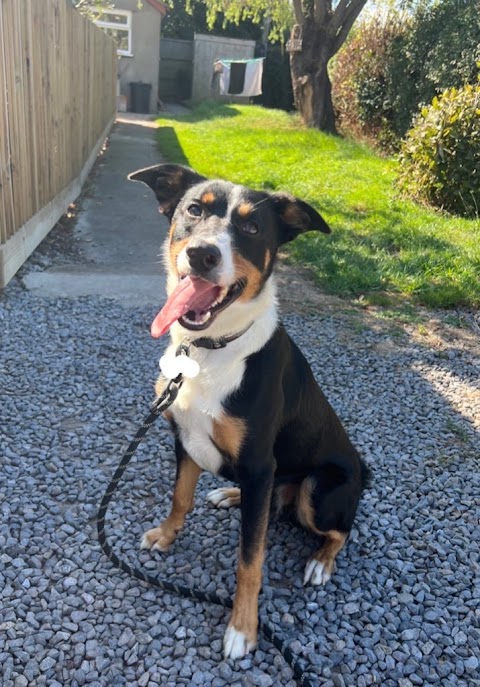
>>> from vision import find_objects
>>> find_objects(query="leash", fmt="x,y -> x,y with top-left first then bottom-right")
96,337 -> 315,687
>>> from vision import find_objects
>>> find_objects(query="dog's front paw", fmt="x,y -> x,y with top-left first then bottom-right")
140,525 -> 176,552
207,487 -> 241,509
303,558 -> 333,586
223,625 -> 257,660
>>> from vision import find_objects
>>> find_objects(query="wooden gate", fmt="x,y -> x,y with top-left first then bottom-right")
159,38 -> 193,102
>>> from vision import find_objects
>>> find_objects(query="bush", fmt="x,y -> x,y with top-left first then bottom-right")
387,0 -> 480,138
332,0 -> 480,148
331,14 -> 406,149
398,83 -> 480,217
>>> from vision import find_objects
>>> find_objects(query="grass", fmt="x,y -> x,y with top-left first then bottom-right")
155,102 -> 480,309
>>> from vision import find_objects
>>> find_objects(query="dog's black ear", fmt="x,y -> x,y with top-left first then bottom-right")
270,192 -> 331,244
128,164 -> 206,220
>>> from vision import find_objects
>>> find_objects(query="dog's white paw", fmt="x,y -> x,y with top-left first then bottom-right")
223,626 -> 256,660
140,527 -> 171,552
207,487 -> 241,509
140,533 -> 150,550
303,558 -> 332,586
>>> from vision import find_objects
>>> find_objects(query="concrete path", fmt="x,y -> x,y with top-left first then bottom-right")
23,114 -> 167,306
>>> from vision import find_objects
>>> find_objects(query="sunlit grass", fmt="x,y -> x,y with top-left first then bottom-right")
155,102 -> 480,308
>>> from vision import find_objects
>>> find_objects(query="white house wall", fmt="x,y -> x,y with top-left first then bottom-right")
115,0 -> 161,113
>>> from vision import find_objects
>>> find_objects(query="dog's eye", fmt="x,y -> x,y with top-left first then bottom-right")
187,204 -> 202,218
242,221 -> 259,235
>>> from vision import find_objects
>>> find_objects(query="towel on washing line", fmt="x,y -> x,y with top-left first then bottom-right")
215,58 -> 264,97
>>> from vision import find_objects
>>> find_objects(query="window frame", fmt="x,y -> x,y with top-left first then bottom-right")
95,8 -> 133,57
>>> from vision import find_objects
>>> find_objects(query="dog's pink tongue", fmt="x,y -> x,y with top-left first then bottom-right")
151,276 -> 221,338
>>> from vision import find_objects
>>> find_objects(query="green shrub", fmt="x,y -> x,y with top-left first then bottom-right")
387,0 -> 480,138
331,14 -> 403,149
332,0 -> 480,149
398,83 -> 480,217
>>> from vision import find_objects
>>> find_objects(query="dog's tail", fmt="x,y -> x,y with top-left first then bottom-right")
359,457 -> 372,490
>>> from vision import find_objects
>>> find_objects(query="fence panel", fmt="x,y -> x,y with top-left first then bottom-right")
159,38 -> 193,101
0,0 -> 117,286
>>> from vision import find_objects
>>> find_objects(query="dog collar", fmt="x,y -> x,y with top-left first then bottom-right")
159,322 -> 254,381
187,321 -> 254,350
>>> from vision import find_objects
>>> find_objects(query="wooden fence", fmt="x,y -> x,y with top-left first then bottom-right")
0,0 -> 117,287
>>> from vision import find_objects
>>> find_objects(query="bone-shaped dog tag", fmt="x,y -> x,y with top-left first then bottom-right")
159,354 -> 200,380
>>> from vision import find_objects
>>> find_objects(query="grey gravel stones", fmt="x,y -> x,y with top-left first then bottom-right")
1,278 -> 479,687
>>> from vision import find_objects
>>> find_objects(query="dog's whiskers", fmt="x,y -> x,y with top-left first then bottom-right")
251,196 -> 272,211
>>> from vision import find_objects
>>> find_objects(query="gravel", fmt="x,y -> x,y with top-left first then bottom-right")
1,276 -> 479,687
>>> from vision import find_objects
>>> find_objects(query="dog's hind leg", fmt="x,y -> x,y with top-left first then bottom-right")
303,529 -> 347,585
206,487 -> 241,508
296,461 -> 363,585
141,448 -> 201,552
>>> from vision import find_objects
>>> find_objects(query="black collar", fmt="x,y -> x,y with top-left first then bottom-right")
177,321 -> 254,353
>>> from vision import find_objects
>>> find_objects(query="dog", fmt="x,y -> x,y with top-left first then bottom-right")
129,164 -> 370,660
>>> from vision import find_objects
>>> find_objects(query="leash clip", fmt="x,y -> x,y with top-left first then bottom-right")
165,377 -> 182,405
176,342 -> 191,356
151,375 -> 183,413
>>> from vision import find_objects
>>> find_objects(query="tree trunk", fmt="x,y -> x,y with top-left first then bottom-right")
289,21 -> 337,134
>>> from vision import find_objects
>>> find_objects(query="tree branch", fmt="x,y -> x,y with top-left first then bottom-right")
331,0 -> 366,34
330,0 -> 351,30
292,0 -> 304,23
314,0 -> 332,24
332,0 -> 368,53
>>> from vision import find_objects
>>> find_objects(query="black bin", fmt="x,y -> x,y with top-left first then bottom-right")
129,81 -> 152,114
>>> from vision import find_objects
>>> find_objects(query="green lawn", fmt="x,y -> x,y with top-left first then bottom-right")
155,102 -> 480,309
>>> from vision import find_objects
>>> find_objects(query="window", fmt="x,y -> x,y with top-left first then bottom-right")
95,9 -> 133,57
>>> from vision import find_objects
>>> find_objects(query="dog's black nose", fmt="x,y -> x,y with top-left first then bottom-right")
186,244 -> 221,273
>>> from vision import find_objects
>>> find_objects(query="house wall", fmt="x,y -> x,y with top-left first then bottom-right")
114,0 -> 161,113
192,34 -> 256,103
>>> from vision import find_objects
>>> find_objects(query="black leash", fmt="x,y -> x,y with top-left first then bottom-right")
96,337 -> 315,687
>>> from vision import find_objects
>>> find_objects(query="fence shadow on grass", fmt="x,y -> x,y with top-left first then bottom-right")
163,101 -> 241,123
156,127 -> 190,167
185,101 -> 241,122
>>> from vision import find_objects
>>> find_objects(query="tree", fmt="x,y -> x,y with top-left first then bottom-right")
196,0 -> 369,133
288,0 -> 369,132
162,0 -> 261,41
73,1 -> 113,19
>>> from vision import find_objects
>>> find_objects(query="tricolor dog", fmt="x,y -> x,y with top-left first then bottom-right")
129,164 -> 370,660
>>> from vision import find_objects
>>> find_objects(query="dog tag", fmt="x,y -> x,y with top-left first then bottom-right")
176,355 -> 200,378
159,354 -> 200,380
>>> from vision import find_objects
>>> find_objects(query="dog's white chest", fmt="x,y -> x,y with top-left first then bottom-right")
169,356 -> 245,474
165,294 -> 279,474
173,405 -> 223,474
